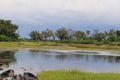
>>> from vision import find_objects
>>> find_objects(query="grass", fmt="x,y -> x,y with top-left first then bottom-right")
0,41 -> 120,52
37,70 -> 120,80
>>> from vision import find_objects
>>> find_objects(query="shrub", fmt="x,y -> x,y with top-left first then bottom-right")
0,35 -> 10,41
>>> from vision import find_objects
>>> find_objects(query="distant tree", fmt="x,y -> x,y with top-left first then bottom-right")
116,30 -> 120,37
116,36 -> 120,41
108,29 -> 116,36
86,30 -> 91,36
55,28 -> 69,40
42,29 -> 53,40
94,29 -> 99,34
107,35 -> 116,42
67,29 -> 75,40
92,32 -> 105,41
0,19 -> 19,41
29,31 -> 43,41
52,33 -> 56,40
106,29 -> 116,42
103,31 -> 108,38
74,30 -> 86,40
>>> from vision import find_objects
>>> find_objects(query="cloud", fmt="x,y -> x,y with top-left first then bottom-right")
0,0 -> 120,37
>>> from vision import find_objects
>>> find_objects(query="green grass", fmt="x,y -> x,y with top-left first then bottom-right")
37,70 -> 120,80
0,42 -> 120,52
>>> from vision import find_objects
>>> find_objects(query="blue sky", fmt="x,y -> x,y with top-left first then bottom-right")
0,0 -> 120,37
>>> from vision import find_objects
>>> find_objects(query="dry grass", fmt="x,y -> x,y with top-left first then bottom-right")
0,42 -> 120,52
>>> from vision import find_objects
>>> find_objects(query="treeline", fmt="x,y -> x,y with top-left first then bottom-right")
0,19 -> 120,46
29,28 -> 120,46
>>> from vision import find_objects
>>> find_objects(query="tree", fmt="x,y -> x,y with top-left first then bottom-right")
103,31 -> 108,38
107,35 -> 116,42
92,32 -> 105,41
29,31 -> 43,41
0,19 -> 19,41
106,29 -> 116,42
42,29 -> 53,40
108,29 -> 116,36
0,35 -> 9,41
74,30 -> 86,40
86,30 -> 90,36
55,28 -> 69,40
116,30 -> 120,37
67,29 -> 75,40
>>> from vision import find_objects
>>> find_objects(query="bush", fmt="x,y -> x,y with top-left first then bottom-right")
117,43 -> 120,46
0,35 -> 10,41
95,42 -> 103,46
79,40 -> 94,44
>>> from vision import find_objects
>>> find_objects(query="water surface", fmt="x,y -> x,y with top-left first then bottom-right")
0,49 -> 120,74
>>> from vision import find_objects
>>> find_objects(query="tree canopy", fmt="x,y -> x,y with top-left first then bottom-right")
29,28 -> 120,45
0,19 -> 19,41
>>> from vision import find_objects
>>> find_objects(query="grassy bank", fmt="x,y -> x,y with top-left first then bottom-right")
37,70 -> 120,80
0,42 -> 120,52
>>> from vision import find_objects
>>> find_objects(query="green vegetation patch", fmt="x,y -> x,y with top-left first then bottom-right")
37,70 -> 120,80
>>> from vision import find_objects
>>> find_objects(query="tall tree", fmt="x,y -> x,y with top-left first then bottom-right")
107,29 -> 116,42
108,29 -> 116,36
86,30 -> 91,36
56,28 -> 69,40
92,32 -> 105,41
0,19 -> 19,40
67,29 -> 75,40
74,30 -> 86,40
116,30 -> 120,37
42,29 -> 53,40
29,31 -> 43,40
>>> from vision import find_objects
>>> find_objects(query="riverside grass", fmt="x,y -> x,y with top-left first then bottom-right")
37,70 -> 120,80
0,42 -> 120,52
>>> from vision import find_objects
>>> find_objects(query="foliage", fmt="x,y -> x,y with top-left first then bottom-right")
0,35 -> 10,41
55,28 -> 69,40
116,30 -> 120,37
29,28 -> 120,46
0,19 -> 19,41
93,33 -> 105,41
86,30 -> 91,36
41,29 -> 53,40
29,31 -> 43,41
74,30 -> 86,40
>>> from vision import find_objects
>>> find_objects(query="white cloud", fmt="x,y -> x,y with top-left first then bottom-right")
1,0 -> 119,11
1,0 -> 120,37
0,0 -> 120,27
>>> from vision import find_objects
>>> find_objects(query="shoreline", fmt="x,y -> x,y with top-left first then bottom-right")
0,41 -> 120,53
0,47 -> 120,53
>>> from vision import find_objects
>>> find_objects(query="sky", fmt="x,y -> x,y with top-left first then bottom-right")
0,0 -> 120,38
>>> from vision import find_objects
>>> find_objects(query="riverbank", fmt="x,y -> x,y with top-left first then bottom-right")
37,70 -> 120,80
0,42 -> 120,52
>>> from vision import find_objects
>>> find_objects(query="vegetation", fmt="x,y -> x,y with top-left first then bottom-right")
0,42 -> 120,52
37,70 -> 120,80
0,19 -> 19,41
0,19 -> 120,47
29,28 -> 120,46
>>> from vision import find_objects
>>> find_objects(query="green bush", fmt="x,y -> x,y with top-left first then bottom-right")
95,42 -> 103,46
0,35 -> 10,41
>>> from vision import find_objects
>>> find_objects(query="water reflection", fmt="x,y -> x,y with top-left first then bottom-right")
1,49 -> 120,73
0,51 -> 16,66
29,50 -> 120,63
56,54 -> 68,60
